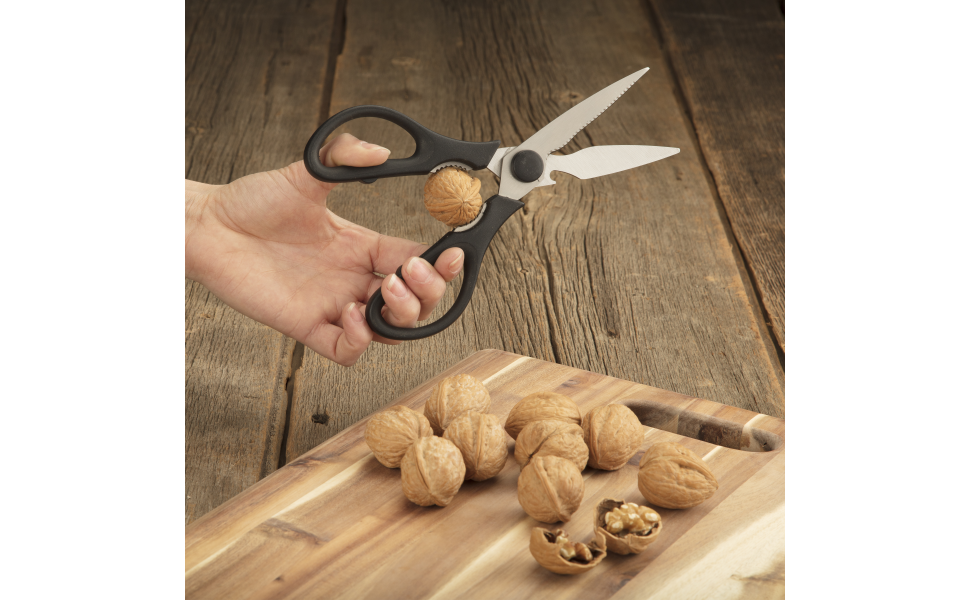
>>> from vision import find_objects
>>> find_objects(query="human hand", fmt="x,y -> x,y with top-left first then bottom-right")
185,133 -> 463,366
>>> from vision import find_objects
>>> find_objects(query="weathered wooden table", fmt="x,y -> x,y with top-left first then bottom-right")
185,0 -> 784,525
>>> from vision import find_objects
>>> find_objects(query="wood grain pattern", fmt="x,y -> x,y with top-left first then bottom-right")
284,0 -> 785,469
648,0 -> 786,351
186,350 -> 785,599
184,0 -> 337,522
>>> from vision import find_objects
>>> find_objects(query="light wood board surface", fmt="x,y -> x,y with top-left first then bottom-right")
186,350 -> 785,599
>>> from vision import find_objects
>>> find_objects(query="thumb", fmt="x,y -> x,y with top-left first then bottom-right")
280,133 -> 390,203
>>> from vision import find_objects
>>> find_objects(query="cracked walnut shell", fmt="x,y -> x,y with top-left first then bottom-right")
424,374 -> 491,435
582,404 -> 644,470
400,436 -> 466,507
514,419 -> 588,471
517,455 -> 584,523
594,498 -> 662,555
443,412 -> 509,481
504,391 -> 582,440
638,442 -> 718,509
423,167 -> 483,227
365,406 -> 434,468
529,528 -> 607,575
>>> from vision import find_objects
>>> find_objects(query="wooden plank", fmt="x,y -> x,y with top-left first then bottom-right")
184,0 -> 338,523
648,0 -> 786,352
185,350 -> 785,599
284,0 -> 785,466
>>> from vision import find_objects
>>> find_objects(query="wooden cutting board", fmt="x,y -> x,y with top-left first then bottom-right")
185,350 -> 785,599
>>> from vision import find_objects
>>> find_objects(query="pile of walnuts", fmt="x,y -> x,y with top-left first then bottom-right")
364,373 -> 720,575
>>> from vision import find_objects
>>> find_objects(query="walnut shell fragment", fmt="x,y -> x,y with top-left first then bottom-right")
504,391 -> 582,440
582,404 -> 644,470
443,412 -> 509,481
638,442 -> 718,509
423,167 -> 483,227
400,436 -> 466,507
514,419 -> 588,471
424,374 -> 491,435
517,455 -> 584,523
594,498 -> 663,555
365,406 -> 434,468
529,528 -> 607,575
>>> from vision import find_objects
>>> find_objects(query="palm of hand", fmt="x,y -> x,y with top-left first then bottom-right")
198,164 -> 396,342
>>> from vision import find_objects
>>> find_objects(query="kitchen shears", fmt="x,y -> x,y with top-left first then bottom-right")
304,67 -> 678,341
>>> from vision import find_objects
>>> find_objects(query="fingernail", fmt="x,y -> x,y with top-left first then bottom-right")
386,273 -> 408,298
406,257 -> 432,284
360,141 -> 390,153
348,302 -> 364,323
448,249 -> 464,272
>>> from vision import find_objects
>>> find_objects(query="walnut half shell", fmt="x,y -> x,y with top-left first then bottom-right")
529,528 -> 607,575
594,498 -> 663,555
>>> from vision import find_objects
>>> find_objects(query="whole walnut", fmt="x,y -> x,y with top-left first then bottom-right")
400,436 -> 466,507
638,442 -> 718,509
424,374 -> 491,435
443,412 -> 509,481
504,391 -> 581,440
517,455 -> 584,523
514,419 -> 588,471
364,406 -> 434,468
423,167 -> 483,227
582,404 -> 644,470
594,498 -> 663,555
529,528 -> 607,575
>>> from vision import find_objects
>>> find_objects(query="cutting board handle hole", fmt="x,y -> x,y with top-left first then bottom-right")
623,399 -> 782,452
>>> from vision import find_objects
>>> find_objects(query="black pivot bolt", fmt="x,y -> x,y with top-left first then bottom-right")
510,150 -> 544,183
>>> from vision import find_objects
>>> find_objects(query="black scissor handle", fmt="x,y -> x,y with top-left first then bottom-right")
304,105 -> 500,183
365,195 -> 524,341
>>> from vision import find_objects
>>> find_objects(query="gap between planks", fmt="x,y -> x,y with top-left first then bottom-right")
642,0 -> 786,373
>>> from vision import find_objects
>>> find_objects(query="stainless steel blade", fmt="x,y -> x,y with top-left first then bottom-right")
486,147 -> 512,177
498,68 -> 649,200
547,145 -> 679,180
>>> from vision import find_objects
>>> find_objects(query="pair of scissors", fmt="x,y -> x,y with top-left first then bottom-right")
303,67 -> 678,341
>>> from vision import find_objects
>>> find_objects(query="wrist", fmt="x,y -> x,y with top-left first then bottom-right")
185,180 -> 218,282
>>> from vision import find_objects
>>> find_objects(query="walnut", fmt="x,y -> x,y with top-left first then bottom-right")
364,406 -> 433,468
423,167 -> 482,227
443,412 -> 509,481
424,373 -> 491,435
594,498 -> 663,555
582,404 -> 644,470
638,442 -> 718,509
529,528 -> 607,575
513,419 -> 588,471
504,391 -> 582,440
400,436 -> 466,507
517,455 -> 584,523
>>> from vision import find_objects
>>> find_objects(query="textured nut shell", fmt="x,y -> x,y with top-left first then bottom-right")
582,404 -> 644,470
594,498 -> 663,555
365,406 -> 433,468
400,436 -> 466,507
424,374 -> 491,435
514,419 -> 588,471
504,392 -> 582,440
423,167 -> 483,227
529,528 -> 607,575
638,442 -> 718,509
443,412 -> 509,481
517,455 -> 584,523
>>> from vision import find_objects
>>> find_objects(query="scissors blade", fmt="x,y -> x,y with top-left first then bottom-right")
547,145 -> 679,180
498,67 -> 649,199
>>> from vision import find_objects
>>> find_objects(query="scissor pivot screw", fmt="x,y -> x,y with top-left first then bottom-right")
510,150 -> 543,183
